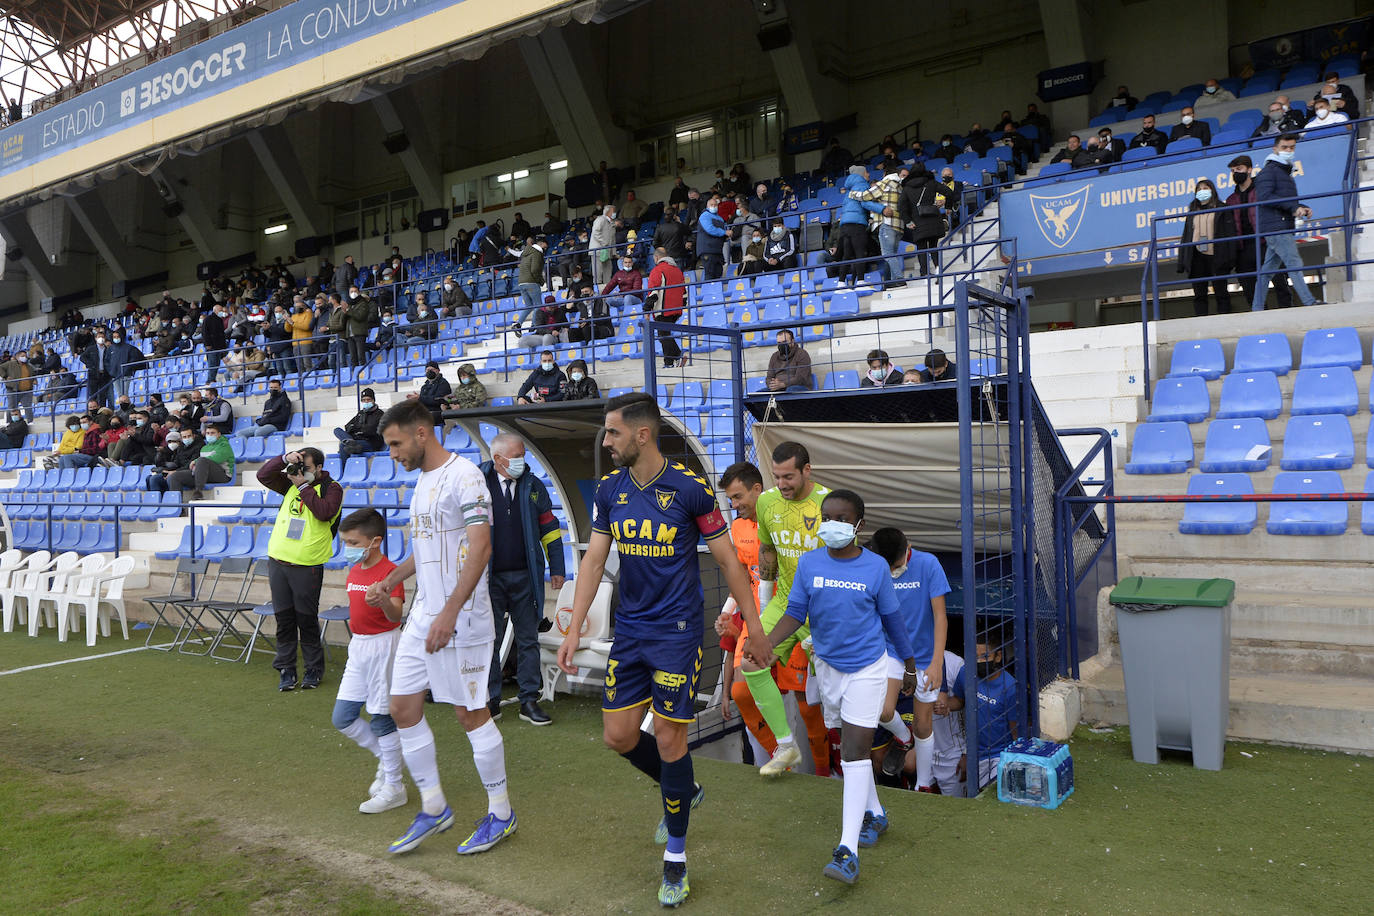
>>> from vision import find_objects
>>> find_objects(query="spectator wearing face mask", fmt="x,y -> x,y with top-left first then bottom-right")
0,348 -> 35,413
1221,156 -> 1290,309
766,330 -> 812,392
344,286 -> 376,368
0,408 -> 27,449
899,165 -> 949,278
557,359 -> 597,402
245,380 -> 293,437
371,311 -> 399,352
334,388 -> 385,460
1313,73 -> 1359,118
590,205 -> 618,287
1194,78 -> 1236,109
931,134 -> 959,164
695,196 -> 730,281
406,361 -> 451,426
1169,107 -> 1211,147
148,423 -> 234,500
444,363 -> 487,411
199,302 -> 228,384
1304,97 -> 1349,130
652,210 -> 688,264
56,415 -> 105,469
1072,136 -> 1111,169
144,429 -> 196,488
921,349 -> 958,383
106,410 -> 158,466
860,349 -> 903,388
199,386 -> 234,437
441,275 -> 472,317
1096,128 -> 1125,162
763,220 -> 797,272
1254,100 -> 1304,138
1177,178 -> 1236,316
516,352 -> 566,405
739,226 -> 768,277
335,255 -> 359,293
601,255 -> 644,310
287,299 -> 315,374
818,137 -> 853,174
219,344 -> 247,393
81,330 -> 117,407
1253,133 -> 1319,310
43,415 -> 85,468
1129,115 -> 1169,153
402,297 -> 438,345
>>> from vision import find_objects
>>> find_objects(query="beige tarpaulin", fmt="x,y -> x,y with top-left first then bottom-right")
752,421 -> 1013,554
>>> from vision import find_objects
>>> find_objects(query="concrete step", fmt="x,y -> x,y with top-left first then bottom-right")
1078,662 -> 1374,755
1042,396 -> 1142,427
1034,369 -> 1144,401
1118,520 -> 1374,564
1122,556 -> 1374,593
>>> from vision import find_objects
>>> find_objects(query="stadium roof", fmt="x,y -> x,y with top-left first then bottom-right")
0,0 -> 263,117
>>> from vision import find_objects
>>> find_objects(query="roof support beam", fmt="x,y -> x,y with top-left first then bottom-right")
246,123 -> 326,239
369,88 -> 443,209
63,186 -> 150,281
0,211 -> 62,297
517,29 -> 629,175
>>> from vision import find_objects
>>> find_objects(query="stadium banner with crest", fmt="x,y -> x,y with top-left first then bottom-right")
1000,132 -> 1352,272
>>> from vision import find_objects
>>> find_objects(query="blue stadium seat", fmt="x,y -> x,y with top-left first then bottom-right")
1168,339 -> 1225,380
1280,414 -> 1354,470
1200,418 -> 1271,472
1300,327 -> 1362,370
366,457 -> 398,485
1267,472 -> 1348,535
1216,370 -> 1281,420
1123,422 -> 1193,474
821,370 -> 860,390
340,456 -> 369,486
1179,473 -> 1257,535
135,490 -> 163,522
1290,367 -> 1358,416
443,426 -> 472,451
1232,333 -> 1292,375
1166,136 -> 1203,153
675,382 -> 705,409
1147,375 -> 1211,423
156,525 -> 203,560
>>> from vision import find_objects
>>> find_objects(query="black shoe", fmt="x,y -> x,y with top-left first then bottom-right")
278,669 -> 297,692
488,698 -> 503,721
301,671 -> 322,690
519,700 -> 552,726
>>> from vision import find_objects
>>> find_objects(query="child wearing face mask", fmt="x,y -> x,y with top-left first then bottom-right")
944,620 -> 1020,790
331,508 -> 409,815
561,359 -> 599,401
739,227 -> 767,276
765,490 -> 917,886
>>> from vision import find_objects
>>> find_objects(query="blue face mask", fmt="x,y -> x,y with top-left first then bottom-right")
343,545 -> 368,564
506,456 -> 526,477
1274,150 -> 1296,165
1195,189 -> 1213,203
817,519 -> 856,549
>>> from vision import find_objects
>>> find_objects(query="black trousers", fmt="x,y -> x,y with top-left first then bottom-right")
348,335 -> 369,367
269,558 -> 325,676
1234,240 -> 1292,308
838,223 -> 869,283
1189,252 -> 1232,316
657,312 -> 682,363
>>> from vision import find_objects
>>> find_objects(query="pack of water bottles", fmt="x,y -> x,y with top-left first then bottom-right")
996,737 -> 1075,810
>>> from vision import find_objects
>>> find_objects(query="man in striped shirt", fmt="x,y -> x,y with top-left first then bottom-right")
848,161 -> 907,289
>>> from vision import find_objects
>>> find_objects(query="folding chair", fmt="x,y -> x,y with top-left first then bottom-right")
240,597 -> 280,664
207,557 -> 270,662
319,604 -> 352,663
143,556 -> 209,649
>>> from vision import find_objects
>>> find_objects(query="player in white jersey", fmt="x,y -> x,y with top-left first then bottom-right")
368,399 -> 516,857
928,650 -> 966,795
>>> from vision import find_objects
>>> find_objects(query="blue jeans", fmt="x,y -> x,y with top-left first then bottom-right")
202,351 -> 222,385
243,424 -> 278,437
487,568 -> 542,703
515,283 -> 542,328
879,225 -> 903,282
146,473 -> 169,492
1252,230 -> 1315,310
605,293 -> 643,312
59,453 -> 97,469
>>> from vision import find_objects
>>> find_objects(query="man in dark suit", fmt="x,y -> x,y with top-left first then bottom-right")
1169,107 -> 1212,146
1096,128 -> 1126,162
1129,114 -> 1169,153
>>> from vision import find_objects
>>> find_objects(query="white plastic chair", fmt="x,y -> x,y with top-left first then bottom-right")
43,553 -> 109,640
1,549 -> 49,632
0,549 -> 26,631
57,555 -> 136,647
27,551 -> 84,637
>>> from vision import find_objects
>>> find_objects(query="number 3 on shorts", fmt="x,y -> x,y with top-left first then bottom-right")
605,659 -> 618,688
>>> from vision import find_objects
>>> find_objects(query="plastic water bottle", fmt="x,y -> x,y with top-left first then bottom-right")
1002,761 -> 1050,806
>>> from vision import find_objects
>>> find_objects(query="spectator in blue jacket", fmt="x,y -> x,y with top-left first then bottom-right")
1252,133 -> 1318,310
838,165 -> 884,286
695,195 -> 730,281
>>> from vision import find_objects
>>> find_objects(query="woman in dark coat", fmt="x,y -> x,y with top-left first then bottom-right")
897,166 -> 949,277
1176,178 -> 1236,315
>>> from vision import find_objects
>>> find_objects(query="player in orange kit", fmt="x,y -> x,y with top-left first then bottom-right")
715,461 -> 830,776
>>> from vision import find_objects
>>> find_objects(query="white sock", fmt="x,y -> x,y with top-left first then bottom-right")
880,713 -> 911,746
398,719 -> 446,814
340,717 -> 381,757
466,719 -> 512,819
865,769 -> 882,815
914,733 -> 935,788
775,733 -> 796,749
378,731 -> 404,787
840,759 -> 871,854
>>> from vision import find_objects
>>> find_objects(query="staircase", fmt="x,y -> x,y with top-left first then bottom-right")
1078,302 -> 1374,755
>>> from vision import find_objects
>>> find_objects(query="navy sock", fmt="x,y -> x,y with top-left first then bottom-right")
620,731 -> 662,784
660,752 -> 694,855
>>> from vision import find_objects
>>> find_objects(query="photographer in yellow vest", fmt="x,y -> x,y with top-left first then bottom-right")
257,447 -> 344,691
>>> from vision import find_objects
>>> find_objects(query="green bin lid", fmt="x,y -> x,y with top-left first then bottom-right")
1108,576 -> 1235,608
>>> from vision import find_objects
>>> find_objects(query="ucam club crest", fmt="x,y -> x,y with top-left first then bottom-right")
1028,184 -> 1091,249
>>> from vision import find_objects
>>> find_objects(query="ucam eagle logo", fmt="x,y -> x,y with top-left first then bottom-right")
1029,185 -> 1091,249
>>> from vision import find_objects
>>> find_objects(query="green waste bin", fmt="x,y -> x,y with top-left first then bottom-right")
1108,576 -> 1235,771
